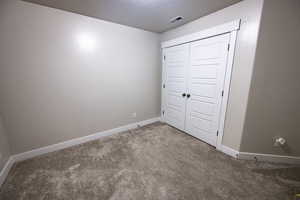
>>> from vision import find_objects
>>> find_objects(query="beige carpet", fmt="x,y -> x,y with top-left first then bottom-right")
0,122 -> 299,200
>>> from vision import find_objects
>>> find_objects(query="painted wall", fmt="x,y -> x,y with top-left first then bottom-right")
161,0 -> 264,150
0,0 -> 161,154
0,115 -> 11,171
240,0 -> 300,156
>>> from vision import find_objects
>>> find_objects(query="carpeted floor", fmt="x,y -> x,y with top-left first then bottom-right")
0,122 -> 299,200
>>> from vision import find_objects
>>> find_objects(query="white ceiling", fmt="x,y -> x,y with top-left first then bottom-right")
23,0 -> 242,33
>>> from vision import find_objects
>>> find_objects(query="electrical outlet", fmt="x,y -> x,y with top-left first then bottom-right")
273,136 -> 286,147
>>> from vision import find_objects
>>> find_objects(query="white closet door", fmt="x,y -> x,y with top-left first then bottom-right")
163,44 -> 189,131
185,34 -> 230,146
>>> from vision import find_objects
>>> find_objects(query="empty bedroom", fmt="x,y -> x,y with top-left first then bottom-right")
0,0 -> 299,199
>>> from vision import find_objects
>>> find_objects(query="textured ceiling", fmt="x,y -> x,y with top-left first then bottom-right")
23,0 -> 242,33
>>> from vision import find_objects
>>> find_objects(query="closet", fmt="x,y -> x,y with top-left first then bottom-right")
161,21 -> 239,148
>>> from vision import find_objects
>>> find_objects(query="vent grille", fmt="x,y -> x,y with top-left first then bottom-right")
170,16 -> 184,23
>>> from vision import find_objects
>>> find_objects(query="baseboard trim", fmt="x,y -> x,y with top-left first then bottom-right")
3,117 -> 300,188
220,145 -> 239,158
0,157 -> 15,187
219,145 -> 300,165
238,152 -> 300,165
1,117 -> 160,187
12,117 -> 161,163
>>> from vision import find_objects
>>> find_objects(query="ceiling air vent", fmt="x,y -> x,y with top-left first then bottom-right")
170,16 -> 184,23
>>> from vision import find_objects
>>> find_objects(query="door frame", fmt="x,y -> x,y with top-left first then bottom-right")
161,19 -> 240,151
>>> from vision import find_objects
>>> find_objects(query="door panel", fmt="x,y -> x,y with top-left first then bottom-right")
186,34 -> 230,146
190,116 -> 212,132
191,84 -> 217,98
163,44 -> 189,131
191,101 -> 214,116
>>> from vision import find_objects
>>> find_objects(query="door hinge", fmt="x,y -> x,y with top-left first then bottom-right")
162,110 -> 165,115
163,84 -> 165,89
217,131 -> 219,136
221,90 -> 224,97
227,44 -> 230,51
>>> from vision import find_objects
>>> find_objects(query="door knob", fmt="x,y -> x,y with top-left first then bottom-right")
182,93 -> 186,97
187,94 -> 191,98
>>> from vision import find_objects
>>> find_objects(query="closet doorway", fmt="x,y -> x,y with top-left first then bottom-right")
161,20 -> 240,149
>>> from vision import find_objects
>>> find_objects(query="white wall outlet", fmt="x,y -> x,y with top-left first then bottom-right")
131,112 -> 137,118
273,136 -> 287,147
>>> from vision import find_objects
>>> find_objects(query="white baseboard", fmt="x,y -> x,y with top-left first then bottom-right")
219,145 -> 300,165
219,145 -> 239,158
12,117 -> 161,163
0,117 -> 160,187
0,157 -> 15,187
3,117 -> 300,188
238,152 -> 300,165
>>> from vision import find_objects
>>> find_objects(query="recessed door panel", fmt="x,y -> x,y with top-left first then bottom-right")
191,43 -> 221,60
191,84 -> 217,99
190,115 -> 213,133
191,101 -> 214,116
192,67 -> 218,79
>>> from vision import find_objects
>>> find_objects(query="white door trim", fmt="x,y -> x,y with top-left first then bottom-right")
216,30 -> 238,152
161,20 -> 240,49
161,20 -> 240,152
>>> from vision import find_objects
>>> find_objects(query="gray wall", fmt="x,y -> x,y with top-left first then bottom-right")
0,115 -> 11,171
0,0 -> 161,154
161,0 -> 264,150
240,0 -> 300,156
2,0 -> 298,158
